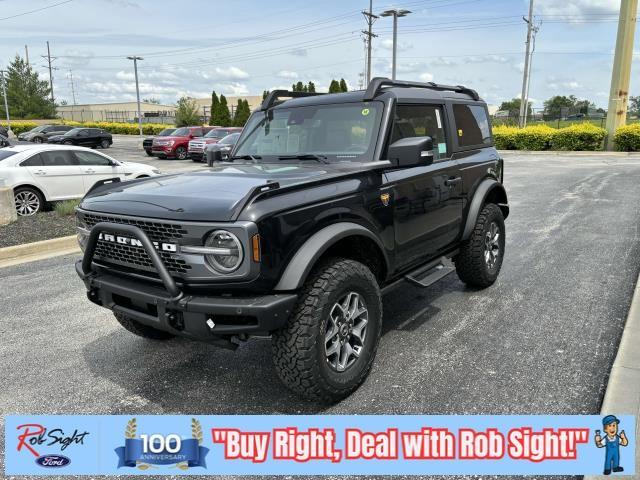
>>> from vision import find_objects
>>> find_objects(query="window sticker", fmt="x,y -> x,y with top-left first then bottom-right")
458,129 -> 464,137
361,108 -> 370,116
435,109 -> 442,129
438,143 -> 447,154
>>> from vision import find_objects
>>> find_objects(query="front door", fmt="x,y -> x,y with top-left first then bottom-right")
384,104 -> 463,270
73,150 -> 121,193
31,150 -> 85,199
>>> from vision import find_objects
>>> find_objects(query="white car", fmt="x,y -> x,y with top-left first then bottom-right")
0,145 -> 161,216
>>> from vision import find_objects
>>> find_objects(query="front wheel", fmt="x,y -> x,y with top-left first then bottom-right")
34,137 -> 43,143
175,146 -> 187,160
63,140 -> 73,145
272,258 -> 382,402
455,203 -> 505,288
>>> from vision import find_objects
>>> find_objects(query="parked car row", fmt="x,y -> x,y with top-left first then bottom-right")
142,126 -> 242,161
0,145 -> 159,216
16,124 -> 114,149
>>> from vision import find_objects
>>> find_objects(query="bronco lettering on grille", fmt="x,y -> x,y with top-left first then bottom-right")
98,233 -> 177,252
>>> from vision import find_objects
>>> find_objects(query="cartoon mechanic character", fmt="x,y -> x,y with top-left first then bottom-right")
595,415 -> 629,475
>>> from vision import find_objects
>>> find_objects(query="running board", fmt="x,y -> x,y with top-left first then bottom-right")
404,257 -> 455,288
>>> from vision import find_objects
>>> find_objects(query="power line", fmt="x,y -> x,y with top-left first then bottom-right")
0,0 -> 73,21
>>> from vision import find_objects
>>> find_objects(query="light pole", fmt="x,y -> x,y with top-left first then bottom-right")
0,70 -> 11,136
380,8 -> 411,80
127,56 -> 144,136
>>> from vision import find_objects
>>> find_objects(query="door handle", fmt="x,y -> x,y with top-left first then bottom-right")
34,170 -> 46,176
445,176 -> 462,187
84,169 -> 95,174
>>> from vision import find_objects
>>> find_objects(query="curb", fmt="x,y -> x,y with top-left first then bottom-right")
0,235 -> 80,268
583,271 -> 640,480
498,150 -> 640,157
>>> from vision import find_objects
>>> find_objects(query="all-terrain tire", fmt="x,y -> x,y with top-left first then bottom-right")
113,312 -> 175,340
455,203 -> 505,288
272,258 -> 382,403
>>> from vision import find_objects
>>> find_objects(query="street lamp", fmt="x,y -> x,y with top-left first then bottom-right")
0,70 -> 11,137
380,8 -> 411,80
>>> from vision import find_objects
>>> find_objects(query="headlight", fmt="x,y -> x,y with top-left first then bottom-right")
152,168 -> 161,174
204,230 -> 243,273
167,140 -> 175,146
76,217 -> 90,252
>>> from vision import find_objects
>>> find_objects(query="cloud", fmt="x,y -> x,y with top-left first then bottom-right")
213,66 -> 249,80
215,82 -> 249,96
536,0 -> 619,19
466,55 -> 510,64
429,57 -> 459,67
277,70 -> 299,79
379,38 -> 413,51
419,72 -> 434,82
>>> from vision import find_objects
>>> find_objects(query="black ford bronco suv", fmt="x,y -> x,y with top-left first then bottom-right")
75,78 -> 508,402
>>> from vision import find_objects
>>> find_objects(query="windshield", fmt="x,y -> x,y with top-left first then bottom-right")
0,150 -> 18,161
64,128 -> 82,136
30,126 -> 47,133
204,128 -> 228,139
220,133 -> 240,145
233,102 -> 382,162
172,127 -> 190,136
158,128 -> 176,136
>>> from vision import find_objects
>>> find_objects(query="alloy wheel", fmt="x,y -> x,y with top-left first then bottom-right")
324,291 -> 368,372
484,221 -> 501,270
14,191 -> 40,216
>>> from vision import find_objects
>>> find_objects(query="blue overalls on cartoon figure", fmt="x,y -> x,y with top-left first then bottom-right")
604,432 -> 620,472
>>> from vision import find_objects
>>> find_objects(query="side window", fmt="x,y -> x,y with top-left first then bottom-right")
453,104 -> 492,147
391,104 -> 448,160
40,150 -> 78,166
74,151 -> 112,166
192,128 -> 203,137
20,154 -> 43,167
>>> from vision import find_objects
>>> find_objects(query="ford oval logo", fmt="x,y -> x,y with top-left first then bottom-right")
35,454 -> 71,468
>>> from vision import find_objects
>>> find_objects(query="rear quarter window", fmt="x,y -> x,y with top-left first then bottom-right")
453,104 -> 492,147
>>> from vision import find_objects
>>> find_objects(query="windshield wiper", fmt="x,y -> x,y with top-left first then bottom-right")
229,154 -> 262,161
277,153 -> 329,164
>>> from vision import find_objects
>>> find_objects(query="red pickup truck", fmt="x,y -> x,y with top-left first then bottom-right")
151,126 -> 213,159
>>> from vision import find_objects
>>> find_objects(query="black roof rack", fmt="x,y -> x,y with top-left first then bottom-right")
260,90 -> 325,110
364,77 -> 480,102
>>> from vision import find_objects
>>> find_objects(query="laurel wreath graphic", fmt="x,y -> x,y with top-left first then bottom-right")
125,418 -> 137,439
191,418 -> 203,445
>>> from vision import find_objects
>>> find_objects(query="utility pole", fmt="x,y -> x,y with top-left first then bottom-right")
41,41 -> 57,104
518,0 -> 534,128
25,45 -> 29,66
522,22 -> 540,128
380,9 -> 411,80
362,0 -> 378,84
0,70 -> 10,134
68,70 -> 77,105
605,0 -> 638,150
127,56 -> 144,136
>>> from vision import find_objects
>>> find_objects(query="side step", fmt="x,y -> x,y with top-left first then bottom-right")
404,257 -> 455,288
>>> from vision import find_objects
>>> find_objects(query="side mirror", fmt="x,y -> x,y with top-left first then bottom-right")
207,148 -> 223,167
387,136 -> 434,168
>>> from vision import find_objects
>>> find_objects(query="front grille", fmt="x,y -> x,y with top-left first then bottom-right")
82,214 -> 191,276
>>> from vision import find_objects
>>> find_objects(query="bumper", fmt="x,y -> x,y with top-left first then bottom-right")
75,222 -> 297,342
190,151 -> 204,161
76,261 -> 297,339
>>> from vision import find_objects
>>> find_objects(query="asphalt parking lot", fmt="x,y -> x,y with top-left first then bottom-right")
1,152 -> 640,479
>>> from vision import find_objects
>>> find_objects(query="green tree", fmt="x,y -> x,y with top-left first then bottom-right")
328,79 -> 341,93
543,95 -> 577,118
233,98 -> 250,126
175,97 -> 200,127
262,90 -> 270,100
217,94 -> 232,126
629,96 -> 640,118
210,90 -> 220,125
307,81 -> 316,93
0,55 -> 54,119
498,98 -> 531,116
142,97 -> 160,104
339,78 -> 348,92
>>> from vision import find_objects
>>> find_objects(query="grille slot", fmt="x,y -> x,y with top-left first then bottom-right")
82,214 -> 191,276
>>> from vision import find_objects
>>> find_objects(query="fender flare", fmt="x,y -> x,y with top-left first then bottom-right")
274,222 -> 388,291
461,179 -> 509,241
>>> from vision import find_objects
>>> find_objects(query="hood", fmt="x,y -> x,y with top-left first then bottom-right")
153,135 -> 191,142
79,163 -> 365,222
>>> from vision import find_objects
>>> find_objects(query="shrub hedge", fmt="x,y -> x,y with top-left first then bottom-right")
1,120 -> 172,136
493,123 -> 607,151
614,123 -> 640,151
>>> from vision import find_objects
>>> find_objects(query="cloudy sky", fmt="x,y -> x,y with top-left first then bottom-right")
0,0 -> 636,109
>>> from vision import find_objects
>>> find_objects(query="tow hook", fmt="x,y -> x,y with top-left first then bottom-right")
166,310 -> 184,330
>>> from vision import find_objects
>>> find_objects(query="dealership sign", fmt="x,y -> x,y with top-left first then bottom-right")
5,415 -> 635,475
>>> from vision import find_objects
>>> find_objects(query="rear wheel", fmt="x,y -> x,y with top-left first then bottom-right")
145,149 -> 153,157
455,203 -> 505,288
272,258 -> 382,402
34,137 -> 43,143
113,312 -> 175,340
63,140 -> 73,145
175,146 -> 187,160
14,187 -> 44,216
100,139 -> 110,149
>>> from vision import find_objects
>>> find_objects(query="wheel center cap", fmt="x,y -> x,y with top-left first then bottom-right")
339,323 -> 349,337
